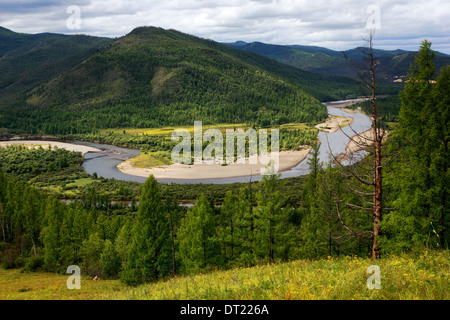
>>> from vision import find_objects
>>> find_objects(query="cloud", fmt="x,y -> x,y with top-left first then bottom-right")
0,0 -> 449,53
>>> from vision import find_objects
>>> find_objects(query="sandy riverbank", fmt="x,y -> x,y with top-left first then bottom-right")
117,99 -> 366,180
334,128 -> 388,163
324,99 -> 368,109
0,140 -> 101,155
117,147 -> 312,180
315,115 -> 354,133
346,129 -> 388,154
346,129 -> 374,154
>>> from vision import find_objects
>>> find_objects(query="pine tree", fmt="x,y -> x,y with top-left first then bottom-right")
234,183 -> 256,265
72,206 -> 89,263
384,42 -> 449,251
254,172 -> 284,263
178,194 -> 218,273
332,31 -> 389,259
58,207 -> 76,267
101,239 -> 121,278
0,171 -> 8,243
121,176 -> 171,285
306,142 -> 322,185
115,223 -> 132,269
79,232 -> 104,277
42,197 -> 62,272
429,65 -> 450,246
162,188 -> 181,277
217,190 -> 239,263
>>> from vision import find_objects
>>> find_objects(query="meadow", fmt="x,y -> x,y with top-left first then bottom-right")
1,250 -> 447,300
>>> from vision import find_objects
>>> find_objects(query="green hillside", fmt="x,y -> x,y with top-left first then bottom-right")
0,27 -> 113,105
1,27 -> 339,134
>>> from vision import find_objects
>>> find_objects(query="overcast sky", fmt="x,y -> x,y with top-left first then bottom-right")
1,0 -> 449,53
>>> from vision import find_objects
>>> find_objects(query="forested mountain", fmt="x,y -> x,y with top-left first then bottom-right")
226,41 -> 450,81
0,26 -> 411,135
1,26 -> 355,134
0,27 -> 114,105
1,26 -> 413,136
27,26 -> 329,126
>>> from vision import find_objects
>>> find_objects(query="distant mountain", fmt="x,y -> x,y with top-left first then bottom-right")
225,41 -> 450,81
0,27 -> 114,105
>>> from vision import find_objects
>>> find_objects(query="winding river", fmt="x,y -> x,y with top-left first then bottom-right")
74,99 -> 372,184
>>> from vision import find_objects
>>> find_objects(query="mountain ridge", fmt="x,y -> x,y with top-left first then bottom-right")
0,26 -> 411,135
225,40 -> 450,81
1,26 -> 334,134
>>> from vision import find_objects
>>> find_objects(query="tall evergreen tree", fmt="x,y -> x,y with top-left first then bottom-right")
0,171 -> 8,243
429,65 -> 450,246
121,176 -> 171,285
178,195 -> 218,273
115,222 -> 132,270
162,188 -> 181,277
217,190 -> 239,263
101,239 -> 121,278
58,207 -> 76,267
384,41 -> 449,251
42,197 -> 63,272
79,232 -> 104,277
254,172 -> 284,263
234,183 -> 257,265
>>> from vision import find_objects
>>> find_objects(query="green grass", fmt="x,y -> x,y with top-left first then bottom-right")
66,177 -> 96,188
129,152 -> 173,168
106,122 -> 311,137
1,250 -> 447,300
0,269 -> 124,300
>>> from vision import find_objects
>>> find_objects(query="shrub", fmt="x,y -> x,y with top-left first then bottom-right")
24,255 -> 44,272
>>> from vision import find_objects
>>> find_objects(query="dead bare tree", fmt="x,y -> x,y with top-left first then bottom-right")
326,30 -> 390,259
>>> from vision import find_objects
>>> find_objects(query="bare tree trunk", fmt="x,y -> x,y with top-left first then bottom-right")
369,33 -> 382,260
373,137 -> 383,259
249,178 -> 255,257
328,30 -> 386,259
31,236 -> 37,257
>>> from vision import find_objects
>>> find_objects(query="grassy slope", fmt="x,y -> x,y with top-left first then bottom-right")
1,250 -> 447,300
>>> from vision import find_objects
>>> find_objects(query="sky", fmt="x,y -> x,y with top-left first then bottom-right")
1,0 -> 449,53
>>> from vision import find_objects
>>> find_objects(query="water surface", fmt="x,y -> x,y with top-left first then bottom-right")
77,101 -> 372,184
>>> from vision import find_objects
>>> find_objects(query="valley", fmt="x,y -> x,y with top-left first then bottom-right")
0,99 -> 371,186
0,21 -> 448,305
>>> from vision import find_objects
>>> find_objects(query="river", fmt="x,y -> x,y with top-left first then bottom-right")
74,99 -> 372,184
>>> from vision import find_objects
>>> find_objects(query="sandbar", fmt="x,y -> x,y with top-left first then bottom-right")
117,147 -> 312,180
315,116 -> 354,133
0,140 -> 101,155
